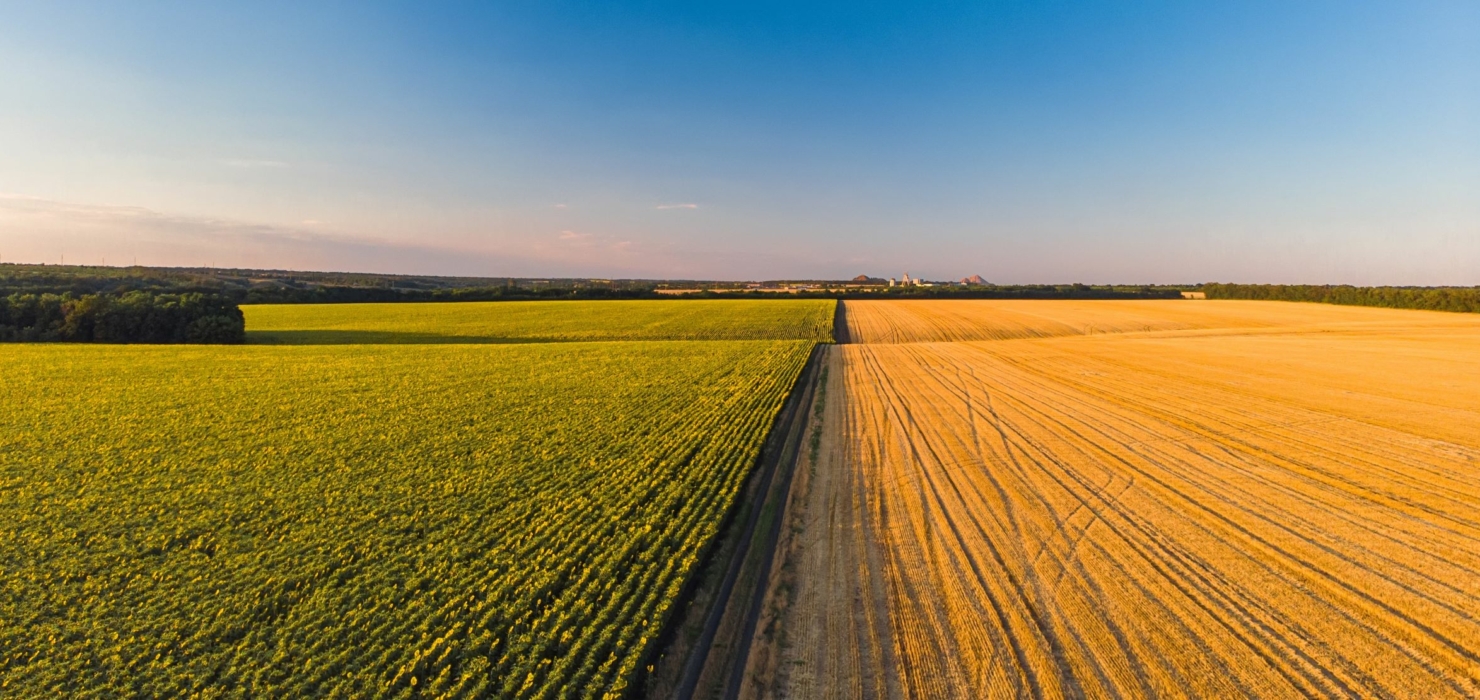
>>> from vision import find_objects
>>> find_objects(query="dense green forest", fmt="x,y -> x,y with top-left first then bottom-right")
0,292 -> 245,343
1202,284 -> 1480,313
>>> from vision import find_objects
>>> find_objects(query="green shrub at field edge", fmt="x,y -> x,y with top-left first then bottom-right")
0,291 -> 245,343
1202,283 -> 1480,314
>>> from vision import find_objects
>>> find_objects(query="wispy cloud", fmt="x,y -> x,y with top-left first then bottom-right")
0,193 -> 545,274
1,194 -> 359,247
553,229 -> 638,256
0,193 -> 826,280
655,203 -> 698,210
220,158 -> 289,168
552,203 -> 568,209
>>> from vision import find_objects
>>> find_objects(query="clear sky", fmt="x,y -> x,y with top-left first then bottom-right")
1,1 -> 1476,283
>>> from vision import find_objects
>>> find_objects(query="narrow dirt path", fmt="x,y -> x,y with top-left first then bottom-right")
667,346 -> 826,700
833,300 -> 852,345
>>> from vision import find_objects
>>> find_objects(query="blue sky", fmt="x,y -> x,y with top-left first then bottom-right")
1,1 -> 1476,282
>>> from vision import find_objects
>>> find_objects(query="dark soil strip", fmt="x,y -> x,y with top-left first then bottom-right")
667,346 -> 825,700
833,299 -> 851,344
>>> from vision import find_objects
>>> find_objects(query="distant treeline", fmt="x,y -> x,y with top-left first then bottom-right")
240,285 -> 662,304
852,284 -> 1182,300
686,284 -> 1180,300
1202,284 -> 1480,314
2,265 -> 1195,303
0,263 -> 659,303
0,292 -> 245,343
249,284 -> 1185,302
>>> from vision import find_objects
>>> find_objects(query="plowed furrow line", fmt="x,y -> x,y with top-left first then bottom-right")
935,358 -> 1355,695
905,349 -> 1161,697
963,357 -> 1479,694
944,351 -> 1441,695
855,348 -> 1050,697
870,341 -> 1355,692
855,350 -> 1033,697
994,358 -> 1480,689
1019,348 -> 1480,496
871,345 -> 1156,696
974,349 -> 1480,609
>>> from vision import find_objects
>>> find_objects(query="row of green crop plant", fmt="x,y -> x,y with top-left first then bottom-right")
1201,283 -> 1480,314
0,291 -> 245,343
0,340 -> 812,698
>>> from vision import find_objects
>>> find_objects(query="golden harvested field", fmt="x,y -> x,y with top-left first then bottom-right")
762,300 -> 1480,698
839,297 -> 1480,344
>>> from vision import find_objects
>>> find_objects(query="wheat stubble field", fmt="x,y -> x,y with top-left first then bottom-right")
756,300 -> 1480,699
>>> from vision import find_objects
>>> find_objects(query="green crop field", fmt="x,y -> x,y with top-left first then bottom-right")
0,300 -> 831,698
244,299 -> 834,344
